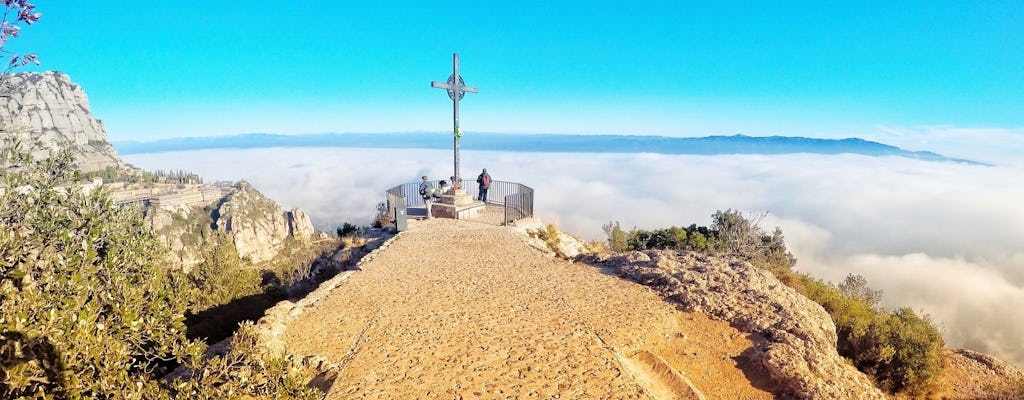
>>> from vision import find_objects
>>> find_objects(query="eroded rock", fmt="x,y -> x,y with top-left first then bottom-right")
597,250 -> 886,399
0,72 -> 122,172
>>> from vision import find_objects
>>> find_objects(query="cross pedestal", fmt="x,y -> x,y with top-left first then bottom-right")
433,188 -> 485,219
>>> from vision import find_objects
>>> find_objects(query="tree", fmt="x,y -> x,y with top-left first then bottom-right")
838,274 -> 883,307
602,221 -> 629,252
711,209 -> 765,254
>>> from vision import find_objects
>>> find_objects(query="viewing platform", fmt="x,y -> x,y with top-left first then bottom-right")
385,179 -> 533,230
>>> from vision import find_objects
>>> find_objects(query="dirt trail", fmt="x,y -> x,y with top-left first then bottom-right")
282,218 -> 775,399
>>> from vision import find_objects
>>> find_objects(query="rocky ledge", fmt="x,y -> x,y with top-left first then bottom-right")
588,250 -> 886,399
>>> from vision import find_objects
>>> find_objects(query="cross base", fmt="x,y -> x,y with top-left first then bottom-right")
433,189 -> 485,219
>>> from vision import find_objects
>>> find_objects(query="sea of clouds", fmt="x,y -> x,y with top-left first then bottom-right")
125,147 -> 1024,367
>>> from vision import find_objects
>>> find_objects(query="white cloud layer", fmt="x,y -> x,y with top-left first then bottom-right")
125,147 -> 1024,368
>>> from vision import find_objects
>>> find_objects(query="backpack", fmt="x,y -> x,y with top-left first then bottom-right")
419,183 -> 429,196
480,174 -> 491,186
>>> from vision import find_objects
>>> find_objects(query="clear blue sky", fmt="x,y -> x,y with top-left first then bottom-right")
12,1 -> 1024,141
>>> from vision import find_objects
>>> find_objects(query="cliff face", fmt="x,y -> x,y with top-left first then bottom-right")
0,71 -> 121,172
146,182 -> 316,268
215,182 -> 315,263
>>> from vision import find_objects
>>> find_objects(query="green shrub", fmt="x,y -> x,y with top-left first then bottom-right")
0,148 -> 319,398
1,147 -> 200,397
173,322 -> 321,399
336,222 -> 359,238
187,234 -> 262,314
601,221 -> 629,252
797,274 -> 944,396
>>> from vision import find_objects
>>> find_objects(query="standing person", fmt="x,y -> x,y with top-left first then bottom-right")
476,168 -> 491,202
418,176 -> 435,219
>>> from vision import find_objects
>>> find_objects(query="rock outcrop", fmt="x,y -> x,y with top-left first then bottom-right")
288,208 -> 315,239
214,182 -> 314,263
590,250 -> 886,399
0,72 -> 122,172
943,349 -> 1024,399
513,217 -> 593,258
145,182 -> 316,268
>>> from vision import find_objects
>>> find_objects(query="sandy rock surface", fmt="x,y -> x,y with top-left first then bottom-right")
942,348 -> 1024,399
596,250 -> 886,399
279,218 -> 776,399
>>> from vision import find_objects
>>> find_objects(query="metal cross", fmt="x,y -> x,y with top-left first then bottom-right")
430,53 -> 478,186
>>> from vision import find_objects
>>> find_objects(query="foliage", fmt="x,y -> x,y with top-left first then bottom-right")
173,322 -> 321,399
605,209 -> 794,276
80,166 -> 204,184
0,147 -> 320,398
1,146 -> 199,396
798,275 -> 944,396
186,234 -> 261,314
604,210 -> 944,397
336,222 -> 358,238
0,0 -> 42,82
601,221 -> 628,252
711,209 -> 797,277
372,201 -> 389,228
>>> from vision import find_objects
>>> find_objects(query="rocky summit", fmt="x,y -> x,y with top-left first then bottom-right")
0,72 -> 121,172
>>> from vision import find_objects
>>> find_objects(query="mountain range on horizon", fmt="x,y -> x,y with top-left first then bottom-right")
113,132 -> 986,165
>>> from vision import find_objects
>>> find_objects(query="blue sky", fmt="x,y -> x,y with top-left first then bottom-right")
12,1 -> 1024,142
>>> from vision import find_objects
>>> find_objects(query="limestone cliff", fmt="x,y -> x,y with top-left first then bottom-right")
145,181 -> 316,268
0,72 -> 122,172
214,182 -> 314,263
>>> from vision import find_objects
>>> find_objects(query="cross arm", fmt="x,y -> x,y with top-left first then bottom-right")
431,81 -> 453,89
462,86 -> 479,93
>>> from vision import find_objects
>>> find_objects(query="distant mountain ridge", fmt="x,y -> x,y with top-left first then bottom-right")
113,132 -> 985,165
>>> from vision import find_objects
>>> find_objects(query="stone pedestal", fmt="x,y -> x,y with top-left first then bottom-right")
433,188 -> 485,219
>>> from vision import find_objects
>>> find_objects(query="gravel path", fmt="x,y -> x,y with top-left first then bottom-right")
282,218 -> 774,399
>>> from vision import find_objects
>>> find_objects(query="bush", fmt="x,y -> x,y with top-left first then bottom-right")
601,221 -> 629,252
173,322 -> 320,399
0,148 -> 319,398
187,234 -> 262,314
798,274 -> 944,396
337,222 -> 359,238
1,147 -> 199,396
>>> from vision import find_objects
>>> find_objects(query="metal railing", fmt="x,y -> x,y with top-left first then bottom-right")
385,179 -> 534,225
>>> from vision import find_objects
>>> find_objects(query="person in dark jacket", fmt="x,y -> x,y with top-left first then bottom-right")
476,168 -> 491,202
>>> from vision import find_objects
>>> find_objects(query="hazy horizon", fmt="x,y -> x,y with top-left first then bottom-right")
125,146 -> 1024,369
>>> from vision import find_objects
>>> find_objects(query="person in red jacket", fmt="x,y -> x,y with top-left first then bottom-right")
476,168 -> 491,202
